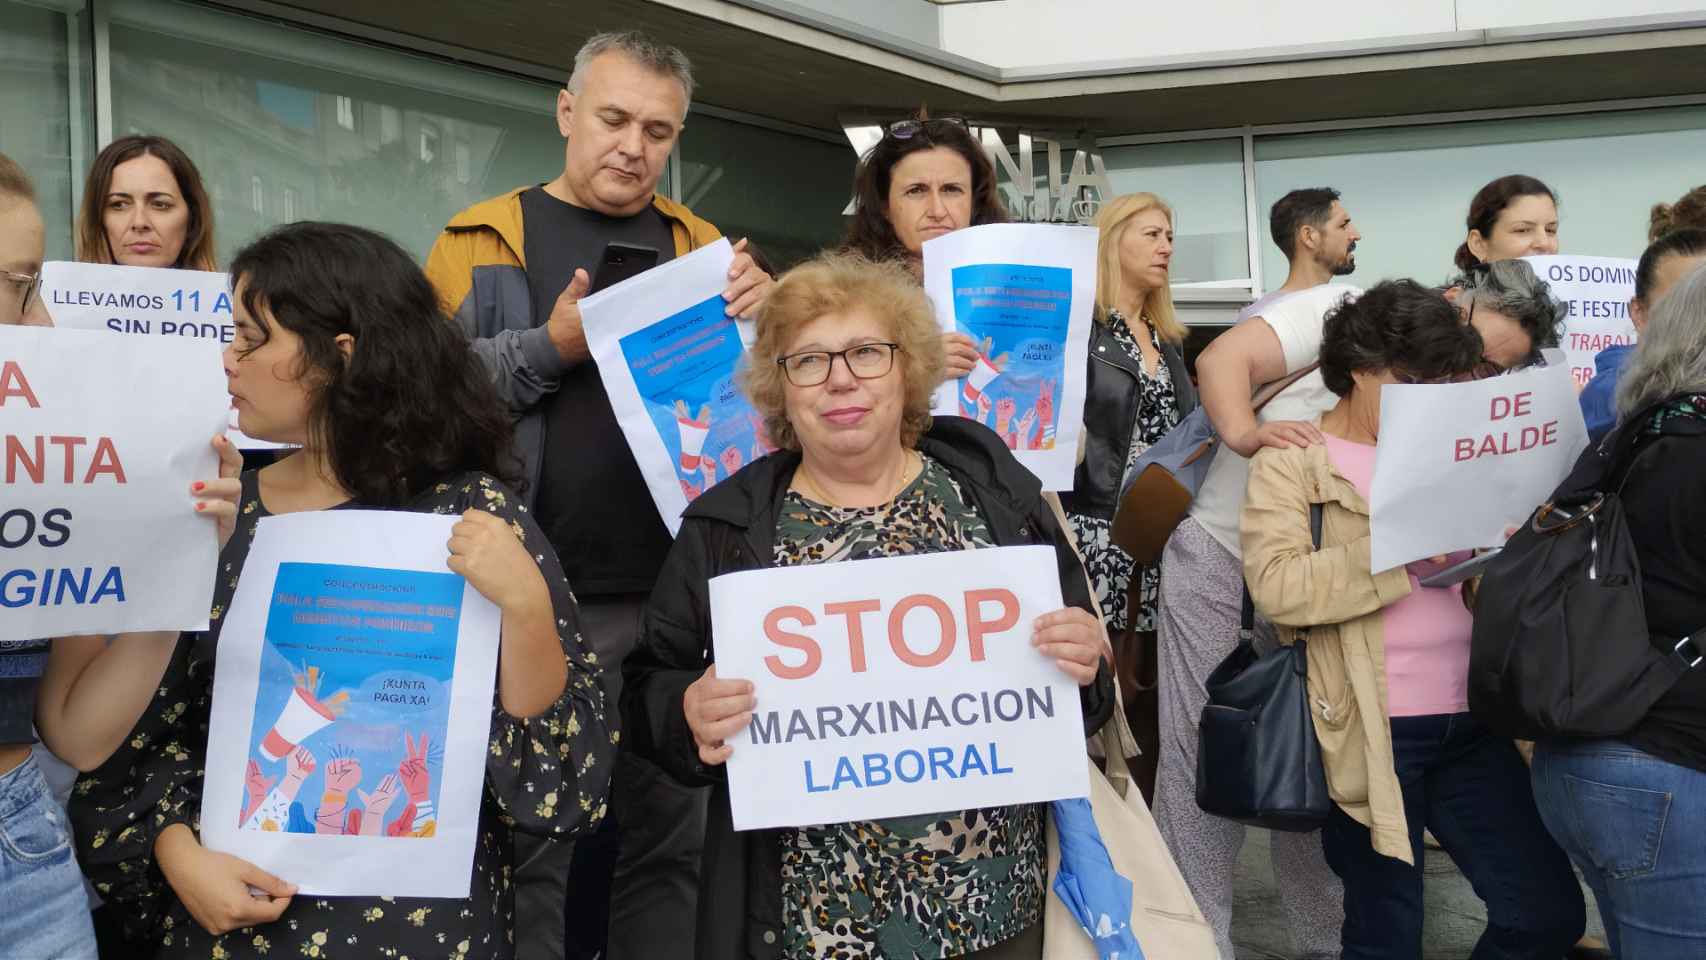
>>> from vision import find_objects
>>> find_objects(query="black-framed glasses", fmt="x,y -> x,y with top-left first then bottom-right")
3,270 -> 41,322
777,342 -> 900,387
886,117 -> 969,142
1395,358 -> 1506,385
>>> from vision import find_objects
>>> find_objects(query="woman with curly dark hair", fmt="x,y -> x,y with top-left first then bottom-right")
1242,280 -> 1585,958
63,222 -> 615,959
841,111 -> 1010,380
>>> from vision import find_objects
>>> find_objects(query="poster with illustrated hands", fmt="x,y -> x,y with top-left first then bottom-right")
200,510 -> 501,898
1519,255 -> 1637,388
1,324 -> 225,637
40,261 -> 288,450
581,238 -> 773,535
922,223 -> 1095,490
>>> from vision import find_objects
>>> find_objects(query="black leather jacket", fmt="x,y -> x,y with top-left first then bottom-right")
621,416 -> 1114,960
1060,318 -> 1198,522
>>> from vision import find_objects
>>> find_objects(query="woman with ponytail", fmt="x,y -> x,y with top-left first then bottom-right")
1455,175 -> 1559,272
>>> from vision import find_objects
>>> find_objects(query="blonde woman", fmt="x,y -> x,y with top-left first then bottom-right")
1058,193 -> 1196,649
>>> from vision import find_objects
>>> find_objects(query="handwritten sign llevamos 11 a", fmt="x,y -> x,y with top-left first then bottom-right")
1369,351 -> 1588,572
40,261 -> 286,450
710,546 -> 1088,831
1,324 -> 227,636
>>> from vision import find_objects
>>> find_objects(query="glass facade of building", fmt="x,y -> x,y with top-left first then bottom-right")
4,0 -> 1703,302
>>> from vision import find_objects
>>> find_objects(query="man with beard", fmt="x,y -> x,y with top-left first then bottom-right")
1237,187 -> 1360,322
1149,188 -> 1363,960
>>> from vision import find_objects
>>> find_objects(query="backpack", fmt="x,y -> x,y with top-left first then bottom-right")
1468,399 -> 1706,740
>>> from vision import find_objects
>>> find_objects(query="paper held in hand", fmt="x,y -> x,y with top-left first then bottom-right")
199,510 -> 501,898
580,239 -> 773,536
922,223 -> 1096,490
1,324 -> 225,637
710,546 -> 1089,831
40,261 -> 286,450
1520,254 -> 1637,389
1369,351 -> 1588,572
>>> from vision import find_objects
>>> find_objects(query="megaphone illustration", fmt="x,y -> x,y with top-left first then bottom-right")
258,685 -> 337,761
676,412 -> 710,471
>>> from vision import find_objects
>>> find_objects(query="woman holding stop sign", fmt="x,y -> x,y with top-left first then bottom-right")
623,252 -> 1113,960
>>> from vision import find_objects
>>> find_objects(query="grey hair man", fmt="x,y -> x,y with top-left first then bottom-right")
426,28 -> 771,960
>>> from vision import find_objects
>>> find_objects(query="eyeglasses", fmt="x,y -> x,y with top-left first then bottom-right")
885,117 -> 969,142
3,270 -> 41,322
776,342 -> 900,387
1394,359 -> 1507,385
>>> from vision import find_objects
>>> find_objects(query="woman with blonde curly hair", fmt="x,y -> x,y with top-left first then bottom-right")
622,252 -> 1113,960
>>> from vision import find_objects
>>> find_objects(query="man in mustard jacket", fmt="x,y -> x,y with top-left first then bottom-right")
425,29 -> 771,960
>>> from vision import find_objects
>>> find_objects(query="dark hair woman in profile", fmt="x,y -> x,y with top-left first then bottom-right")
77,135 -> 218,271
67,222 -> 614,959
1454,174 -> 1559,272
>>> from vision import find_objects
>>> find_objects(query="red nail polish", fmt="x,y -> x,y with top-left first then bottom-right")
195,502 -> 206,511
192,481 -> 205,492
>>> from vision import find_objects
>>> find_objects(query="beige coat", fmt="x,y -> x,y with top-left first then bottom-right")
1240,443 -> 1417,864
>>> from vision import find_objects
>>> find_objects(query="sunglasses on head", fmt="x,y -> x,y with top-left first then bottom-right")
885,117 -> 970,142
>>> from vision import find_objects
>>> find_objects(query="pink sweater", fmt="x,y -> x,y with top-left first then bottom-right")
1324,434 -> 1472,717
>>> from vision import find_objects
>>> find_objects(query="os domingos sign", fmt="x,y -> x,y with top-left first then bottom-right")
842,120 -> 1114,225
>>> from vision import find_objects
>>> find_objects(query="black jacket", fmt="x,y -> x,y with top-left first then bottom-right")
1060,319 -> 1198,521
621,416 -> 1114,960
1614,410 -> 1706,772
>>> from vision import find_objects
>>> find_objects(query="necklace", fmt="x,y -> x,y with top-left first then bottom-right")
796,449 -> 917,509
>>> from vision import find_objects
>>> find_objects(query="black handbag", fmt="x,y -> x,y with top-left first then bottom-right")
1195,504 -> 1331,832
1469,403 -> 1706,740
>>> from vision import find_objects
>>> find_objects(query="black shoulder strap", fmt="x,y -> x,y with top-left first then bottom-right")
1241,502 -> 1323,637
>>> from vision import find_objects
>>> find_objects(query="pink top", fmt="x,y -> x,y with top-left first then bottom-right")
1323,434 -> 1472,717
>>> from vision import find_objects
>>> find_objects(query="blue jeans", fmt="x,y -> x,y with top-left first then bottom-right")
1533,738 -> 1706,959
0,752 -> 98,959
1321,712 -> 1584,959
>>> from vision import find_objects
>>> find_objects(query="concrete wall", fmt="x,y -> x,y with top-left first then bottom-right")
936,0 -> 1706,69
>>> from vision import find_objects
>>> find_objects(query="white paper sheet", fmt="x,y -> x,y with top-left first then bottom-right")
922,223 -> 1096,490
199,510 -> 501,898
1369,351 -> 1588,572
1,324 -> 224,636
1521,254 -> 1637,389
40,260 -> 284,450
710,545 -> 1089,831
580,239 -> 773,535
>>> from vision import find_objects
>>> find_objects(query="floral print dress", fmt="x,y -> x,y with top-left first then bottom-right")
1066,311 -> 1180,634
70,470 -> 615,959
771,455 -> 1044,959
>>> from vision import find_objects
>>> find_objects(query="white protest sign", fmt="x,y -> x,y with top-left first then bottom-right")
1,324 -> 224,636
582,239 -> 773,535
200,510 -> 501,898
923,223 -> 1096,490
1369,351 -> 1588,572
1522,254 -> 1637,388
710,545 -> 1088,831
40,261 -> 284,450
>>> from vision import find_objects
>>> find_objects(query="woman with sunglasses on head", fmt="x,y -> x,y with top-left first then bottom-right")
623,253 -> 1113,960
841,111 -> 1011,382
1242,280 -> 1585,959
